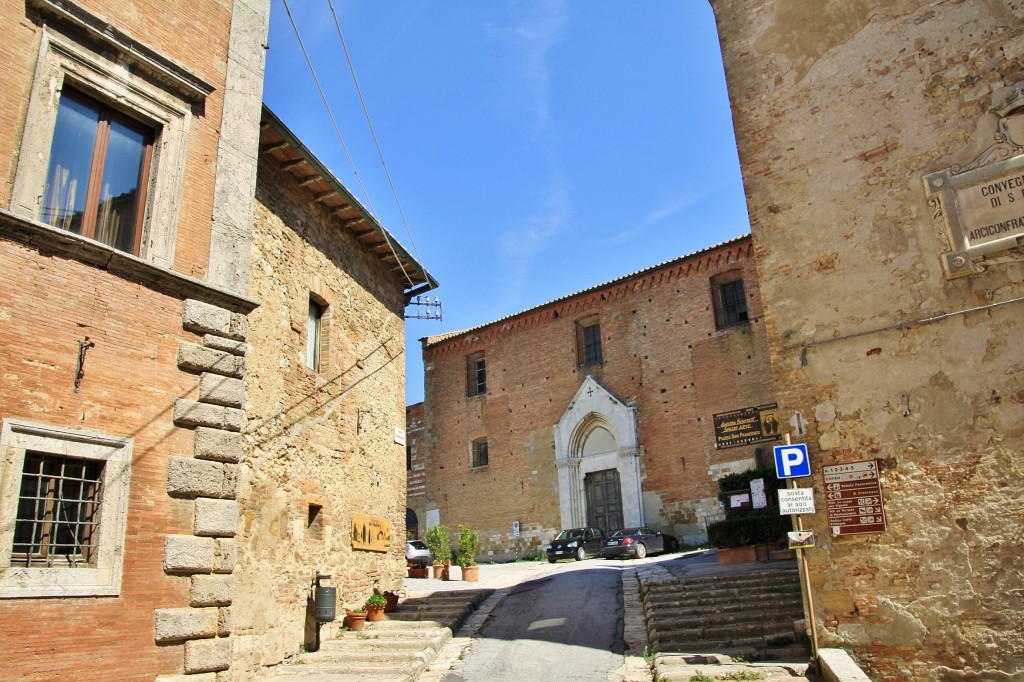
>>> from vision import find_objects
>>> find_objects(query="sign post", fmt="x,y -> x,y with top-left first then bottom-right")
775,436 -> 819,658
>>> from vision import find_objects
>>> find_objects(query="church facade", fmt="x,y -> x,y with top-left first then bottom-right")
411,236 -> 778,559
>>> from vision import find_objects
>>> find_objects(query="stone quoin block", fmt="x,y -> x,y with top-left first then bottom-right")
193,427 -> 243,463
203,333 -> 249,356
173,399 -> 246,432
164,535 -> 216,574
213,538 -> 236,574
198,372 -> 246,408
190,574 -> 236,606
183,637 -> 232,674
177,341 -> 246,378
194,498 -> 240,537
218,607 -> 233,637
182,300 -> 248,341
167,456 -> 239,499
154,607 -> 219,643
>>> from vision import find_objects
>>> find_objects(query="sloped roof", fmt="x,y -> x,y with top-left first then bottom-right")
423,234 -> 750,346
259,105 -> 438,298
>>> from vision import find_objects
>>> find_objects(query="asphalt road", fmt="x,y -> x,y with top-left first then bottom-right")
439,560 -> 625,682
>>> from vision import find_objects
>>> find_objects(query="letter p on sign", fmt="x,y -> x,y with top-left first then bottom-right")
774,443 -> 811,479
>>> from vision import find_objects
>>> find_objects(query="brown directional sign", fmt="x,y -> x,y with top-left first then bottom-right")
823,460 -> 887,536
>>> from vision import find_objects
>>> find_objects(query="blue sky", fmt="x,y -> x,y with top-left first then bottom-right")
262,1 -> 750,405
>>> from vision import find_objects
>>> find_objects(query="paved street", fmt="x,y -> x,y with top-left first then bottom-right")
436,562 -> 624,682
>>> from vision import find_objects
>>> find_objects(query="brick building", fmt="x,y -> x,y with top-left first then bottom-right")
0,1 -> 434,680
412,236 -> 779,560
711,1 -> 1024,678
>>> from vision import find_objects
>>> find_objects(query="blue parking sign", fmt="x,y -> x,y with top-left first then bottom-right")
774,443 -> 811,479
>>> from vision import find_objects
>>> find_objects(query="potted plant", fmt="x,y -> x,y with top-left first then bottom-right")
344,606 -> 367,631
365,593 -> 387,621
407,561 -> 428,579
425,524 -> 451,580
707,468 -> 791,565
457,523 -> 480,582
382,590 -> 400,612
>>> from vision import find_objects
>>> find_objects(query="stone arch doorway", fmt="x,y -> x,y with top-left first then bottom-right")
406,508 -> 419,540
553,376 -> 643,532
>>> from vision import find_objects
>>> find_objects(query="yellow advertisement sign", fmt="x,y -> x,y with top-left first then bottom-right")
352,514 -> 391,552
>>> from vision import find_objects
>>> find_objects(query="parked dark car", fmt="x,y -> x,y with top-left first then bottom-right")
601,527 -> 673,559
544,527 -> 605,562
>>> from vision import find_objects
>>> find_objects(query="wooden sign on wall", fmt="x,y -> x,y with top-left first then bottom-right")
352,514 -> 391,552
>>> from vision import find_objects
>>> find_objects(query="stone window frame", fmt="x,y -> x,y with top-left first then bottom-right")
0,419 -> 133,598
710,270 -> 749,330
466,351 -> 486,397
469,437 -> 489,469
575,314 -> 603,367
9,15 -> 200,269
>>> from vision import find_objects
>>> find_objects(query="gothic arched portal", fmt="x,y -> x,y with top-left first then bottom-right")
553,376 -> 643,531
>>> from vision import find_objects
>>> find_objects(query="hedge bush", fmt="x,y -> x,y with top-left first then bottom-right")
707,508 -> 791,548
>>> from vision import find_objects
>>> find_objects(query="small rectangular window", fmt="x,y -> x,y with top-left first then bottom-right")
466,352 -> 486,396
712,275 -> 749,329
471,439 -> 489,468
41,89 -> 153,255
576,315 -> 603,367
306,298 -> 324,371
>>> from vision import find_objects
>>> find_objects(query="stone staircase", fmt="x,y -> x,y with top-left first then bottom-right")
644,567 -> 807,661
256,589 -> 492,682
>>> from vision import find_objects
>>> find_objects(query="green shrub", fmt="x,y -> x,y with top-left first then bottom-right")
424,524 -> 451,564
706,508 -> 791,548
456,523 -> 478,567
365,593 -> 387,607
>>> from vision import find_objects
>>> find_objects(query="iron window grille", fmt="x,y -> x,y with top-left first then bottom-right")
12,452 -> 103,568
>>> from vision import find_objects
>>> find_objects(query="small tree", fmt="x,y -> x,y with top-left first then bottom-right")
457,524 -> 478,568
424,524 -> 451,565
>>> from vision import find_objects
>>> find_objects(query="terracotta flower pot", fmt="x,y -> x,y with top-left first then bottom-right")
365,603 -> 385,621
432,564 -> 449,580
408,567 -> 428,578
461,565 -> 479,582
345,610 -> 367,631
383,592 -> 399,612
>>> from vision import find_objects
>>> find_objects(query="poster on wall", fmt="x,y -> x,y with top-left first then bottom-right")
713,403 -> 783,449
352,513 -> 391,552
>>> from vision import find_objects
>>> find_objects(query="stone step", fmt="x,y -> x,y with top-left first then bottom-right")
258,663 -> 415,681
646,579 -> 802,602
645,590 -> 803,613
646,568 -> 798,589
653,653 -> 814,682
290,648 -> 432,666
651,628 -> 800,656
647,603 -> 805,630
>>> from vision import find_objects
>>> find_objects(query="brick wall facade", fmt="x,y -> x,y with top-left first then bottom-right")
711,1 -> 1024,677
0,1 -> 269,679
417,237 -> 777,560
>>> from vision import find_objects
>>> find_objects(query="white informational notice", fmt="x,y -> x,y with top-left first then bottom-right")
778,488 -> 816,515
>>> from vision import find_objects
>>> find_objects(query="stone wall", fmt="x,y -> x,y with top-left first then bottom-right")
710,1 -> 1024,678
420,237 -> 777,558
231,151 -> 409,676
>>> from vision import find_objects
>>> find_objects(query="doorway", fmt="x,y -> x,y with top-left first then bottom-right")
585,468 -> 623,533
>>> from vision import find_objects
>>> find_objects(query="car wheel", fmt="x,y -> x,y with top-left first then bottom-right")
548,557 -> 557,563
635,543 -> 647,559
666,537 -> 679,552
575,546 -> 586,561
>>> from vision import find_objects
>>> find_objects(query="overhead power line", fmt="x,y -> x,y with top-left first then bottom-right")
279,0 -> 416,288
326,0 -> 422,266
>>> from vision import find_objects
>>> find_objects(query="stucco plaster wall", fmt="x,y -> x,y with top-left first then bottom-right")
711,1 -> 1024,678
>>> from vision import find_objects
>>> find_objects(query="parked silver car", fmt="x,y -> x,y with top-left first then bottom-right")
405,539 -> 430,566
